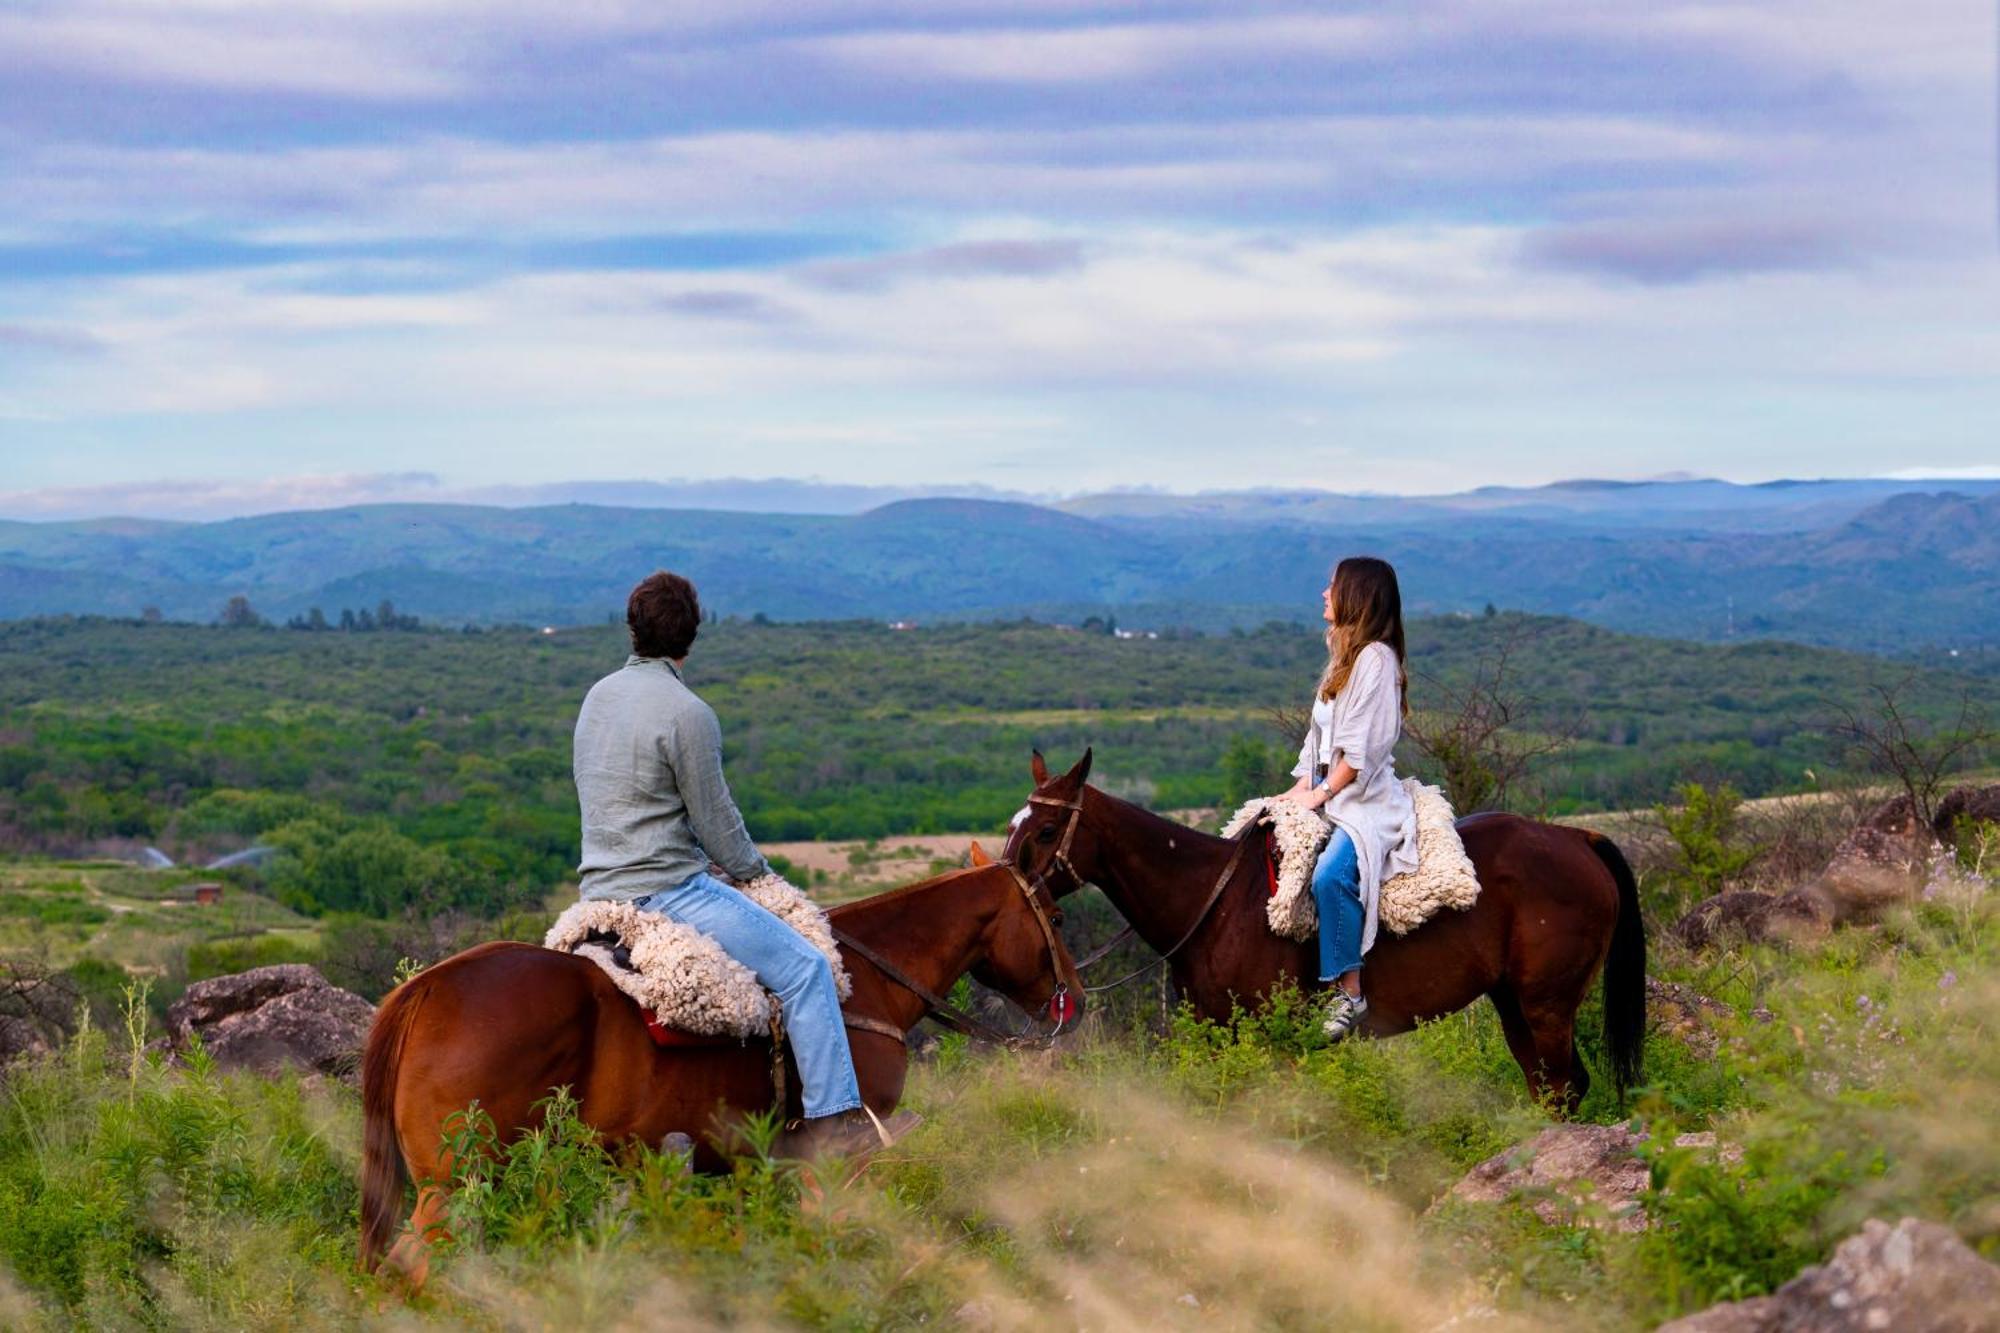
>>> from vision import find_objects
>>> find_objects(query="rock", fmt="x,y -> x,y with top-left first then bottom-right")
1933,783 -> 2000,842
1445,1124 -> 1743,1233
0,1015 -> 54,1065
163,964 -> 375,1085
1672,890 -> 1832,951
1447,1123 -> 1653,1232
165,963 -> 326,1038
1648,979 -> 1733,1058
1815,796 -> 1938,922
1656,1216 -> 2000,1332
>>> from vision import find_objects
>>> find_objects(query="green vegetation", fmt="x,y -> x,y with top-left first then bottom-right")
0,847 -> 1991,1328
2,615 -> 1991,922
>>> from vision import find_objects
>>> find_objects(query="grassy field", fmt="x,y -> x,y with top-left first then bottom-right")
0,793 -> 1994,1328
0,612 -> 1994,1326
0,842 -> 1992,1329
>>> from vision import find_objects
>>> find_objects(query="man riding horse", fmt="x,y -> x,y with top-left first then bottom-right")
572,571 -> 917,1159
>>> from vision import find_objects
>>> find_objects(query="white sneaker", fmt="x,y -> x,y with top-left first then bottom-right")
1321,992 -> 1369,1042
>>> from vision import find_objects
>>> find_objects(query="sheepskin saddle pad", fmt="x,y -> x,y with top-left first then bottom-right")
1220,779 -> 1481,942
543,874 -> 851,1041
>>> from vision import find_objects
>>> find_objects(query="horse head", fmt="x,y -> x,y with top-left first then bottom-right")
1004,748 -> 1098,900
968,855 -> 1085,1031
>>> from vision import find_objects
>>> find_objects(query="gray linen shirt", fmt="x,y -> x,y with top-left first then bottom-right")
573,654 -> 770,901
1290,640 -> 1419,955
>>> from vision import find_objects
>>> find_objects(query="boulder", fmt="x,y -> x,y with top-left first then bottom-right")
1446,1123 -> 1741,1232
1672,890 -> 1832,951
163,964 -> 375,1085
1656,1216 -> 2000,1332
1448,1123 -> 1652,1232
1815,795 -> 1938,922
1933,783 -> 2000,842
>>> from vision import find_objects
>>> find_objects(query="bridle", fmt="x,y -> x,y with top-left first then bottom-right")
830,859 -> 1082,1051
1017,785 -> 1254,995
1020,790 -> 1088,895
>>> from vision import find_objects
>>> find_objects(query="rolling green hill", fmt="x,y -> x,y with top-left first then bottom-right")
1,613 -> 1990,919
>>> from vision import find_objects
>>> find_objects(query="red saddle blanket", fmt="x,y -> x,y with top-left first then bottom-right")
642,1012 -> 751,1049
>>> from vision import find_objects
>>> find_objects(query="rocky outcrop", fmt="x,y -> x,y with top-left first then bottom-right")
1656,1217 -> 2000,1332
1815,795 -> 1939,922
1449,1124 -> 1653,1232
1445,1123 -> 1741,1233
1933,783 -> 2000,842
163,964 -> 375,1085
1672,889 -> 1832,951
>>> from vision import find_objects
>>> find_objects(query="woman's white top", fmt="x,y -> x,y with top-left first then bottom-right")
1290,640 -> 1419,956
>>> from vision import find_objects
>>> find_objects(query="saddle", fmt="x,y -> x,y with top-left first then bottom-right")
577,929 -> 744,1048
1222,778 -> 1481,940
544,876 -> 851,1041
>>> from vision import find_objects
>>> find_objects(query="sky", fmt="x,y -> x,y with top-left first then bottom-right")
1,0 -> 1997,520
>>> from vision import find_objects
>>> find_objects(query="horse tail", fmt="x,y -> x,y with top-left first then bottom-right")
1588,832 -> 1646,1097
359,973 -> 429,1271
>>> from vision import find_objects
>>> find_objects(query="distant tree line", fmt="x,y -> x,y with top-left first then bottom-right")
212,596 -> 423,632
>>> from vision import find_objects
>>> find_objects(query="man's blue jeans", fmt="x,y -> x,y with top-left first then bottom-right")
1311,827 -> 1365,984
635,872 -> 863,1119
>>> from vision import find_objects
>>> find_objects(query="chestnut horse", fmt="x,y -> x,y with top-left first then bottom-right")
1007,751 -> 1644,1112
360,862 -> 1082,1280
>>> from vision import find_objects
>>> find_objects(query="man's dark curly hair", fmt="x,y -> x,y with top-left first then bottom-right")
627,571 -> 701,659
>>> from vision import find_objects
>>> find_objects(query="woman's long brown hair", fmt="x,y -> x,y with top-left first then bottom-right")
1317,555 -> 1408,712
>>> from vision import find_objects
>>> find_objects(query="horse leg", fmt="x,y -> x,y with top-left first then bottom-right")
1567,1039 -> 1592,1108
383,1181 -> 452,1290
1487,987 -> 1545,1101
1490,987 -> 1584,1116
1522,1007 -> 1583,1116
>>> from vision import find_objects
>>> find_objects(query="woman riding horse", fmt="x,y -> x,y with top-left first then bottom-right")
1271,555 -> 1417,1041
1005,565 -> 1647,1111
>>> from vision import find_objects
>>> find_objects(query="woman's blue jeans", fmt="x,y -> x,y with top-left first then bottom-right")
1311,826 -> 1365,984
635,872 -> 863,1119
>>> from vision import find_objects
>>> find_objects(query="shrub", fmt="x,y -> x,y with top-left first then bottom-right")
1653,782 -> 1760,916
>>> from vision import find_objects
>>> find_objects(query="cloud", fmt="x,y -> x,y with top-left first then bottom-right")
0,472 -> 446,522
1522,218 -> 1853,283
652,289 -> 797,323
0,322 -> 103,355
0,470 -> 1046,522
804,239 -> 1086,291
0,6 -> 460,99
797,13 -> 1390,85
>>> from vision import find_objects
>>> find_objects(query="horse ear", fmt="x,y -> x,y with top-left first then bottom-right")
967,840 -> 993,867
1031,750 -> 1050,785
1068,747 -> 1093,786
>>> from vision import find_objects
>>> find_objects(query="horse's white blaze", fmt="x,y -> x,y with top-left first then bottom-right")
1003,804 -> 1033,861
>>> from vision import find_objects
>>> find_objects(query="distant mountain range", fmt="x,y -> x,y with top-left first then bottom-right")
0,478 -> 1994,655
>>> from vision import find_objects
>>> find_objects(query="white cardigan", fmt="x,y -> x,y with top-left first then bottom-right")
1290,640 -> 1419,955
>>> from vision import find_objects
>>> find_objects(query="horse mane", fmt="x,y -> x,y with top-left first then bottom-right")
827,861 -> 1014,932
1081,784 -> 1242,856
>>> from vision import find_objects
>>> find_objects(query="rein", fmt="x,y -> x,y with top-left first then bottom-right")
831,863 -> 1079,1051
1026,789 -> 1254,995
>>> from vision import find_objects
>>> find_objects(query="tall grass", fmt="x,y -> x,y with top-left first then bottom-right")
0,855 -> 1992,1329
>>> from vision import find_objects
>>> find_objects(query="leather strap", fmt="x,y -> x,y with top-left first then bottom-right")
832,860 -> 1079,1049
842,1013 -> 908,1043
1083,825 -> 1254,994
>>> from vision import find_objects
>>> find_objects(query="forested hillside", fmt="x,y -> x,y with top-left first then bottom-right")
1,613 -> 1990,920
1,484 -> 1996,653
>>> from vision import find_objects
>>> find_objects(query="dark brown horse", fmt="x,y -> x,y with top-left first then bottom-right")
360,862 -> 1081,1281
1006,750 -> 1644,1112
